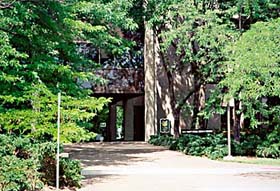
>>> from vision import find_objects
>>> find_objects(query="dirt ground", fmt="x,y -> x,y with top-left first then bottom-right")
63,142 -> 280,191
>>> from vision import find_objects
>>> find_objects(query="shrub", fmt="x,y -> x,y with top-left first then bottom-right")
148,135 -> 174,146
0,156 -> 43,191
60,159 -> 82,187
185,136 -> 205,156
232,134 -> 262,156
204,144 -> 228,160
257,143 -> 280,158
171,135 -> 189,151
0,135 -> 82,190
149,133 -> 228,159
149,129 -> 280,159
256,127 -> 280,158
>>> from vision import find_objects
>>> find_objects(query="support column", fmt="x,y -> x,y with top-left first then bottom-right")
108,104 -> 117,141
144,24 -> 157,141
124,99 -> 134,141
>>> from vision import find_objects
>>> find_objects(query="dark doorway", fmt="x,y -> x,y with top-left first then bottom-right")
134,106 -> 145,141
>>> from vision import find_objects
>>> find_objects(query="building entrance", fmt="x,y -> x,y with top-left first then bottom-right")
105,95 -> 144,141
92,68 -> 145,141
134,106 -> 145,141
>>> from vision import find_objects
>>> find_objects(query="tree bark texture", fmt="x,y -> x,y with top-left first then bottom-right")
233,99 -> 241,142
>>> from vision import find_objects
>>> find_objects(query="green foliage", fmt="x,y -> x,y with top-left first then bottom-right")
38,144 -> 82,187
149,134 -> 228,160
60,159 -> 82,188
0,155 -> 43,191
149,135 -> 175,147
0,135 -> 82,190
231,129 -> 280,159
183,134 -> 228,159
116,106 -> 124,139
235,0 -> 280,22
0,88 -> 110,142
70,0 -> 137,55
146,0 -> 280,131
221,18 -> 280,128
150,131 -> 280,159
148,0 -> 237,82
256,127 -> 280,158
146,0 -> 240,131
232,134 -> 262,156
0,0 -> 142,141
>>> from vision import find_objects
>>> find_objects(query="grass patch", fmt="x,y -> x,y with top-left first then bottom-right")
222,156 -> 280,166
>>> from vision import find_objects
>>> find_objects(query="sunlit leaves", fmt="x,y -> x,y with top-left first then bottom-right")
0,0 -> 135,142
221,18 -> 280,127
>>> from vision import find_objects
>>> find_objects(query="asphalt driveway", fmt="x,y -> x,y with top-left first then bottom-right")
64,142 -> 280,191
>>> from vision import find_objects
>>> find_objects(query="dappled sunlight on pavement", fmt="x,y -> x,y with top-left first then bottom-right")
64,142 -> 280,191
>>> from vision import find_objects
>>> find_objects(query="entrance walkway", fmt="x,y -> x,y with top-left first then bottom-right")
64,142 -> 280,191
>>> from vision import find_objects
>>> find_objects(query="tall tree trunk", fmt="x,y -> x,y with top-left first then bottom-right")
192,84 -> 206,129
233,99 -> 241,142
192,89 -> 200,129
168,70 -> 180,138
173,108 -> 180,138
198,85 -> 206,129
267,96 -> 280,129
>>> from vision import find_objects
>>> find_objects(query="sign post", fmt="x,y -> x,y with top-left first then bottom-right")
224,98 -> 234,160
227,103 -> 232,157
56,92 -> 61,190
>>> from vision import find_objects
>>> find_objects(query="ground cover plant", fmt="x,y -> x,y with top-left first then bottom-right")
0,135 -> 82,191
149,128 -> 280,160
149,133 -> 228,160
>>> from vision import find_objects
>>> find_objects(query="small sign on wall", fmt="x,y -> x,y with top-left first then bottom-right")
100,122 -> 106,128
160,118 -> 170,134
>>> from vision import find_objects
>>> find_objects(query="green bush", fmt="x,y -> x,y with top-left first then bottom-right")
148,135 -> 174,147
149,133 -> 228,159
256,127 -> 280,158
60,159 -> 82,187
185,136 -> 205,156
149,130 -> 280,159
0,156 -> 43,191
0,135 -> 82,190
231,130 -> 280,158
232,134 -> 262,156
201,134 -> 228,159
204,144 -> 228,160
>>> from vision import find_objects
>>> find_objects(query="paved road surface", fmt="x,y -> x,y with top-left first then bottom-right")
64,142 -> 280,191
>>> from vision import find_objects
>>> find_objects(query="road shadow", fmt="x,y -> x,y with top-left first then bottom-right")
64,142 -> 166,188
239,172 -> 280,180
64,142 -> 166,167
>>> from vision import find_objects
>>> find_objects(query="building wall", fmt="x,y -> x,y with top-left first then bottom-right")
155,54 -> 194,132
124,96 -> 144,141
144,26 -> 221,139
124,99 -> 134,141
144,25 -> 157,141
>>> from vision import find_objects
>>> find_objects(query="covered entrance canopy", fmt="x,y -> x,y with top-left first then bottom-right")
92,68 -> 145,141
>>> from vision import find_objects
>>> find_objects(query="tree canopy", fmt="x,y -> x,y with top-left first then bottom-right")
145,0 -> 280,135
221,18 -> 280,127
0,0 -> 138,142
0,0 -> 279,140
